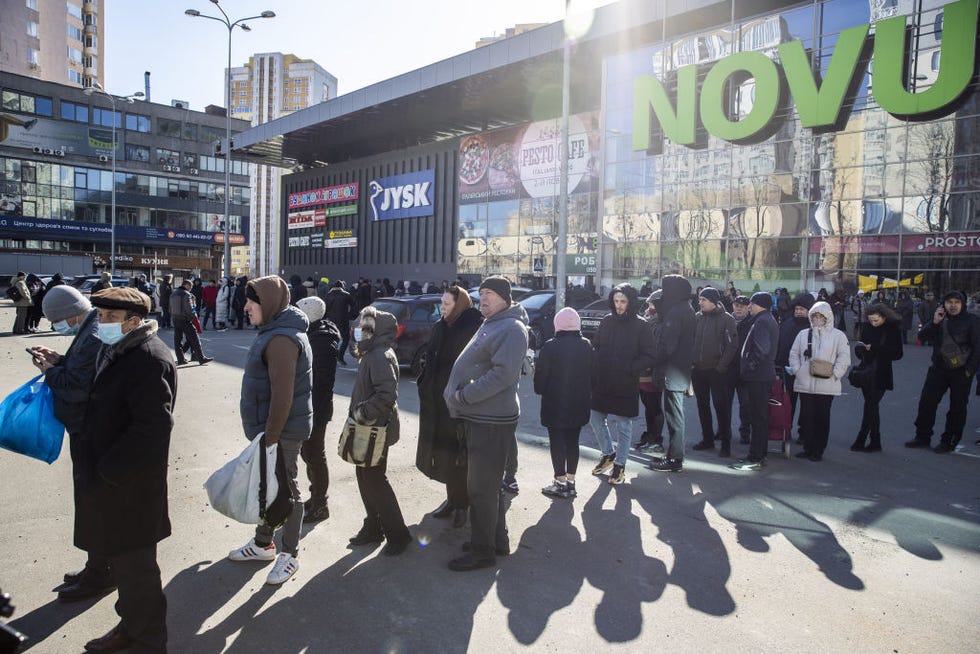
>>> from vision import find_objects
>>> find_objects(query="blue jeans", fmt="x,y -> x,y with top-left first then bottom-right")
589,411 -> 634,467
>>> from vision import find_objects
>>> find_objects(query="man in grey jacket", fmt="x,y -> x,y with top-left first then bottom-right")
169,280 -> 211,365
690,287 -> 739,457
444,276 -> 528,571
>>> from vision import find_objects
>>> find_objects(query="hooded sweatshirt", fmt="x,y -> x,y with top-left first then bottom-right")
443,302 -> 529,424
655,275 -> 696,391
788,301 -> 851,395
348,306 -> 401,444
240,276 -> 313,442
775,293 -> 816,367
591,283 -> 656,416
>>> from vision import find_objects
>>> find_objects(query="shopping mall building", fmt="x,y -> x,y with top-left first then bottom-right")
237,0 -> 980,297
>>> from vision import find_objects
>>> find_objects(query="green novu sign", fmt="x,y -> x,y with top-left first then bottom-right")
633,0 -> 978,149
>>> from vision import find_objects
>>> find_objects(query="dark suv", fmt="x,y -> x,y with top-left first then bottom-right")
348,295 -> 443,376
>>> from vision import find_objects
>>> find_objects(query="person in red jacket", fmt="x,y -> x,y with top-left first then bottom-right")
201,279 -> 219,330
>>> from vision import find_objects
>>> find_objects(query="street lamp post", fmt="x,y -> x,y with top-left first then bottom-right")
185,1 -> 275,279
84,82 -> 143,278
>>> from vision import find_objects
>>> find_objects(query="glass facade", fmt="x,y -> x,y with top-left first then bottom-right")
601,0 -> 980,297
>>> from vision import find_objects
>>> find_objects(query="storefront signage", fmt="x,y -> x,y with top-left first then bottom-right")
310,233 -> 324,248
0,117 -> 124,158
810,233 -> 980,255
633,0 -> 978,149
287,182 -> 359,209
567,253 -> 596,274
328,229 -> 354,239
326,237 -> 357,248
0,215 -> 248,246
287,208 -> 327,230
324,204 -> 358,217
368,170 -> 435,221
91,253 -> 214,270
288,235 -> 311,248
458,112 -> 598,205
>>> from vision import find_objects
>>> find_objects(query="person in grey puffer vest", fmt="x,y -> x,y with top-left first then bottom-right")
345,305 -> 412,555
648,275 -> 696,473
228,275 -> 313,587
444,276 -> 528,572
690,287 -> 738,458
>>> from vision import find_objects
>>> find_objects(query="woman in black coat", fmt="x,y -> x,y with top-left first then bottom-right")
535,307 -> 593,499
415,285 -> 483,527
895,291 -> 915,343
851,303 -> 903,452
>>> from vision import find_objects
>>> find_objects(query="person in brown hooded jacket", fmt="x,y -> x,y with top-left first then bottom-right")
227,275 -> 314,586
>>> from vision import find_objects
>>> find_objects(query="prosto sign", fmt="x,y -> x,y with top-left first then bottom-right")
633,0 -> 978,149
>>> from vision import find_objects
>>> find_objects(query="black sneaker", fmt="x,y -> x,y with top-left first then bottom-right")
719,442 -> 731,458
905,438 -> 931,448
591,454 -> 615,475
934,442 -> 955,454
692,440 -> 714,451
608,464 -> 626,484
541,479 -> 569,498
649,443 -> 665,454
649,458 -> 682,473
303,503 -> 329,523
501,477 -> 519,494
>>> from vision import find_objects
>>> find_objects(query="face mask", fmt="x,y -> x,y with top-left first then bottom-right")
353,327 -> 363,341
97,322 -> 126,345
53,319 -> 79,336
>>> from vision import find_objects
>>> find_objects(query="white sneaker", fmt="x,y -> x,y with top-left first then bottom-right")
265,553 -> 299,585
228,538 -> 276,562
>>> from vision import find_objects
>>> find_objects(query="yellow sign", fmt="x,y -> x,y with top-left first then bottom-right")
328,229 -> 354,239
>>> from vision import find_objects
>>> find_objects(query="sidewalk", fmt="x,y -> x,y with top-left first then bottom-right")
0,304 -> 978,653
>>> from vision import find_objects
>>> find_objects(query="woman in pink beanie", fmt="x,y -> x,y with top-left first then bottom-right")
533,307 -> 593,498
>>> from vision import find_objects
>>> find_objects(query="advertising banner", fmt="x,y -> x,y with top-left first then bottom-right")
808,233 -> 980,255
458,111 -> 599,205
0,215 -> 248,246
368,169 -> 435,221
287,208 -> 327,230
287,182 -> 359,210
0,117 -> 124,159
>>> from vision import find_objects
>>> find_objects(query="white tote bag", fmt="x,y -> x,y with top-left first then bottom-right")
204,433 -> 279,524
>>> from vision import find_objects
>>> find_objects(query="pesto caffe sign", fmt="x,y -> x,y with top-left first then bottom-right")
633,0 -> 978,149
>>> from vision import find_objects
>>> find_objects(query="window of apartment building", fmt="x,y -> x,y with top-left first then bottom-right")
82,55 -> 97,69
199,125 -> 223,144
59,100 -> 88,122
182,153 -> 197,168
2,91 -> 52,116
84,34 -> 97,48
156,148 -> 179,166
67,46 -> 83,65
158,118 -> 181,138
26,0 -> 38,10
68,70 -> 83,84
182,123 -> 198,140
27,21 -> 38,37
124,113 -> 150,132
125,144 -> 150,162
27,47 -> 39,67
83,12 -> 95,26
67,1 -> 82,18
67,24 -> 83,40
92,107 -> 120,128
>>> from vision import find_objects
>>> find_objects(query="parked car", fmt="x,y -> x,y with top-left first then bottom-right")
518,290 -> 557,350
348,295 -> 443,376
577,299 -> 610,342
70,275 -> 131,296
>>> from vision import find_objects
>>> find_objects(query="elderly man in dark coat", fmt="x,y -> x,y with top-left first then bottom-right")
416,285 -> 483,527
77,287 -> 177,654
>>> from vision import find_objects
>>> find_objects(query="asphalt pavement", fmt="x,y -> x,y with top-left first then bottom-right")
0,303 -> 978,653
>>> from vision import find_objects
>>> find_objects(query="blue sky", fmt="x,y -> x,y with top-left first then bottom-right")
104,0 -> 586,111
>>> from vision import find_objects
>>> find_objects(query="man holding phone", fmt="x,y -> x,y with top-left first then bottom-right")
31,286 -> 118,602
907,291 -> 980,453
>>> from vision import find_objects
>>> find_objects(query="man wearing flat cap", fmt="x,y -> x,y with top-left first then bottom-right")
444,275 -> 529,571
76,287 -> 177,653
30,286 -> 117,602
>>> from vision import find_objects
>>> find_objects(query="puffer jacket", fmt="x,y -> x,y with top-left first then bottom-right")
775,293 -> 816,367
693,304 -> 737,372
349,306 -> 400,444
788,301 -> 851,395
591,283 -> 655,416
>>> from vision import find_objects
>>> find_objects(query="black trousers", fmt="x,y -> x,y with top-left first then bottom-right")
914,365 -> 972,445
445,458 -> 469,510
799,393 -> 835,457
300,416 -> 330,504
355,454 -> 410,542
172,317 -> 203,361
106,544 -> 167,653
234,308 -> 246,329
639,388 -> 664,442
735,382 -> 751,440
464,420 -> 512,558
859,386 -> 886,438
201,305 -> 216,329
338,333 -> 350,361
691,368 -> 735,443
159,307 -> 171,329
547,426 -> 582,477
741,380 -> 771,461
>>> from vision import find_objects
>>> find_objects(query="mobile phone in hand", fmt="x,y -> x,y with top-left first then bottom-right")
25,347 -> 40,362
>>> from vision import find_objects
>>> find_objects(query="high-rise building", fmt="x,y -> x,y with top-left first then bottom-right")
0,0 -> 104,89
226,53 -> 337,277
475,23 -> 546,49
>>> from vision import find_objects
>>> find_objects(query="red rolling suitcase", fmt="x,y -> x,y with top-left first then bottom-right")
768,374 -> 792,458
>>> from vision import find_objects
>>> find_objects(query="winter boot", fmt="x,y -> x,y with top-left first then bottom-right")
862,434 -> 881,452
850,433 -> 868,452
634,431 -> 651,451
719,439 -> 731,458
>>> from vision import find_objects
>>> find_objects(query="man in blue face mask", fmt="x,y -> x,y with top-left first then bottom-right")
32,286 -> 118,602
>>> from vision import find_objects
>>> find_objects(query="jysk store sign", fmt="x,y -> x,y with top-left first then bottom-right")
368,170 -> 435,221
632,0 -> 978,150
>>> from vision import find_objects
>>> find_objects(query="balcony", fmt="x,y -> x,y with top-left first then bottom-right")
83,44 -> 96,57
83,23 -> 97,36
82,0 -> 98,13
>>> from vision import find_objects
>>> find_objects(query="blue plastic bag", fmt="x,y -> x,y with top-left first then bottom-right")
0,375 -> 65,464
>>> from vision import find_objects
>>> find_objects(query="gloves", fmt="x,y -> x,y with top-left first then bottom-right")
784,365 -> 794,375
353,406 -> 375,426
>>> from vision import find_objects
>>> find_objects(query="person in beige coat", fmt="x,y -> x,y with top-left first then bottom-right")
10,272 -> 33,334
788,301 -> 851,461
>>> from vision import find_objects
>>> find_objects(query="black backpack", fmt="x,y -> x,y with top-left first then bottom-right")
5,285 -> 22,301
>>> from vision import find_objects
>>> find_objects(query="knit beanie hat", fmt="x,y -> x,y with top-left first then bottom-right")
296,296 -> 326,324
553,306 -> 581,333
750,291 -> 773,311
699,287 -> 722,306
42,285 -> 91,322
479,275 -> 512,304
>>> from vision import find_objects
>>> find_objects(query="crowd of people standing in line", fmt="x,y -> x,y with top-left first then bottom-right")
7,265 -> 980,652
